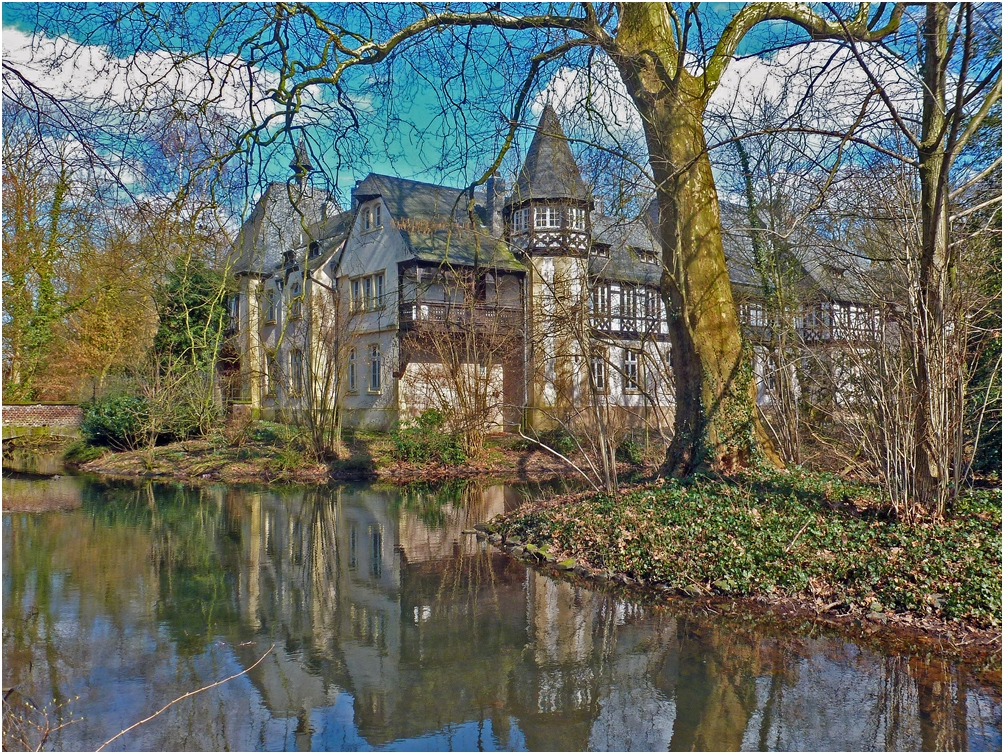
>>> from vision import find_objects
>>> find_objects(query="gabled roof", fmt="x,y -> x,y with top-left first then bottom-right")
230,182 -> 335,275
353,174 -> 524,271
506,104 -> 589,207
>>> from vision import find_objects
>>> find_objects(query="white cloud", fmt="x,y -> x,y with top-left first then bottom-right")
2,27 -> 277,124
534,41 -> 921,159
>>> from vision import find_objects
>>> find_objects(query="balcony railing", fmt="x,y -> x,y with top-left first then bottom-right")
399,300 -> 522,330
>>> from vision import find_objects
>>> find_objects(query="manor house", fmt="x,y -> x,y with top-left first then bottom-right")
226,106 -> 876,434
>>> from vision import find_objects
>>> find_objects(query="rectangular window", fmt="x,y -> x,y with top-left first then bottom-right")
290,281 -> 303,319
645,288 -> 661,324
352,279 -> 363,311
291,349 -> 304,394
590,283 -> 611,328
369,344 -> 381,392
374,204 -> 381,228
568,207 -> 586,230
592,244 -> 610,258
363,207 -> 372,231
511,208 -> 529,233
591,352 -> 608,393
624,350 -> 641,393
622,286 -> 638,321
747,302 -> 765,328
266,353 -> 278,395
228,294 -> 240,321
634,247 -> 659,265
264,289 -> 277,324
351,272 -> 386,311
347,348 -> 357,392
535,205 -> 560,228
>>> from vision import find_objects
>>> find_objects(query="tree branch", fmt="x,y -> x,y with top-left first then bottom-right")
705,2 -> 905,98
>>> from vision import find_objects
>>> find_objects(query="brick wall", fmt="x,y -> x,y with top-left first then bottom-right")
2,404 -> 83,427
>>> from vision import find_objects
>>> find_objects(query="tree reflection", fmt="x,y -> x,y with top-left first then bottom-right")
2,476 -> 1000,751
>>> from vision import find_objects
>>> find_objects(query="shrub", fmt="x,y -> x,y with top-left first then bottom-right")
62,439 -> 105,465
616,438 -> 643,465
80,395 -> 148,449
536,428 -> 577,456
391,410 -> 466,465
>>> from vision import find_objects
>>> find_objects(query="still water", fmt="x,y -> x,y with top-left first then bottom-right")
2,474 -> 1001,752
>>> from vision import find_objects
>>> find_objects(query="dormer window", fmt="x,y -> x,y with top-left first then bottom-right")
633,246 -> 659,265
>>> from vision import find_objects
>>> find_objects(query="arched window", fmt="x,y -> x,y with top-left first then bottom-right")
369,344 -> 381,392
347,348 -> 357,392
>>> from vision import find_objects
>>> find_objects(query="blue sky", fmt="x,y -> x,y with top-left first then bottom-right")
2,3 -> 964,217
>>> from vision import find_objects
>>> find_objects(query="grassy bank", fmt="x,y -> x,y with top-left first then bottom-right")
488,467 -> 1001,632
71,424 -> 590,485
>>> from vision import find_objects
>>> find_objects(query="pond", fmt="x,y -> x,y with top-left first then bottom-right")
2,473 -> 1001,751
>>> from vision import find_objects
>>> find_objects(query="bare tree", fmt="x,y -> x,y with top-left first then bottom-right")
835,3 -> 1002,516
5,2 -> 916,477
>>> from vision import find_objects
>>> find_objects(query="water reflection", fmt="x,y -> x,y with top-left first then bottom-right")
2,477 -> 1000,751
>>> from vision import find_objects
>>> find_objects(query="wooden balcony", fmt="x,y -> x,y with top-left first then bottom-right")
399,300 -> 522,331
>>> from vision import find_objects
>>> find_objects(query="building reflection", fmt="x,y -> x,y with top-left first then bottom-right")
210,480 -> 998,751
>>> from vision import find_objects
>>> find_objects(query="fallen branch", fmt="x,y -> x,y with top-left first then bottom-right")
96,644 -> 274,752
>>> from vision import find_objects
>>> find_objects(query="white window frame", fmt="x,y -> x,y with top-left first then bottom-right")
291,348 -> 304,395
351,272 -> 386,312
511,207 -> 529,233
535,205 -> 560,229
623,349 -> 641,393
645,288 -> 660,324
264,289 -> 277,324
347,348 -> 357,393
368,344 -> 381,393
591,352 -> 608,393
590,282 -> 611,328
290,281 -> 303,319
265,352 -> 278,395
568,207 -> 586,230
622,286 -> 638,321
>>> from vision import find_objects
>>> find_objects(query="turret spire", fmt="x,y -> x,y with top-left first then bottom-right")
507,104 -> 589,207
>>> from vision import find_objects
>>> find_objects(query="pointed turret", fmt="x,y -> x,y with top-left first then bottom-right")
290,137 -> 313,183
507,104 -> 589,206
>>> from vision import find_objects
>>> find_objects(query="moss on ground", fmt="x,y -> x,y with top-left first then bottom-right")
492,467 -> 1002,630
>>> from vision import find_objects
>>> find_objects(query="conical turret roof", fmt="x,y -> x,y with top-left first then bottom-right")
507,104 -> 589,206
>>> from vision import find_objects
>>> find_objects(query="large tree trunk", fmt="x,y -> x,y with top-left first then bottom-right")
613,6 -> 780,475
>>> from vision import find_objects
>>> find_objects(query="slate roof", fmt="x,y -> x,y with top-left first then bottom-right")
230,182 -> 334,275
506,104 -> 590,207
353,174 -> 523,271
589,214 -> 662,286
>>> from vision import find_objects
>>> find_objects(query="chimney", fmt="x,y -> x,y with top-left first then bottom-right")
487,174 -> 505,237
